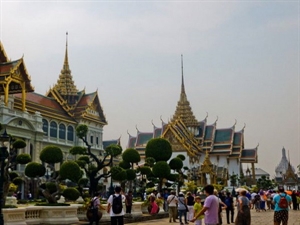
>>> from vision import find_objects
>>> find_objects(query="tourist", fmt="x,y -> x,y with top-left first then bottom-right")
296,194 -> 300,210
163,189 -> 170,212
259,191 -> 266,211
224,192 -> 234,224
167,190 -> 178,223
291,190 -> 297,210
178,192 -> 189,225
253,193 -> 261,212
214,189 -> 227,225
149,193 -> 159,214
193,196 -> 204,225
191,184 -> 219,225
89,192 -> 101,225
186,192 -> 195,222
272,186 -> 292,225
235,190 -> 251,225
107,186 -> 125,225
125,190 -> 133,215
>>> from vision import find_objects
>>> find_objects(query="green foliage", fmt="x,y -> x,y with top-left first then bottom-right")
9,172 -> 19,180
177,154 -> 186,161
12,139 -> 26,149
88,164 -> 98,173
122,148 -> 141,164
111,166 -> 127,181
152,161 -> 170,179
145,157 -> 156,167
60,161 -> 82,183
257,175 -> 276,190
46,182 -> 57,194
126,169 -> 136,181
12,177 -> 23,185
62,187 -> 80,201
139,166 -> 152,175
76,124 -> 88,139
167,173 -> 179,182
146,182 -> 155,188
105,144 -> 122,157
69,146 -> 87,155
40,146 -> 63,164
78,156 -> 89,163
184,181 -> 197,192
119,161 -> 131,169
169,157 -> 183,170
75,160 -> 86,168
16,153 -> 31,164
145,138 -> 172,162
25,162 -> 46,178
78,178 -> 89,187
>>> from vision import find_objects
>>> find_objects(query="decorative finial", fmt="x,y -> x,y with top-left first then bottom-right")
205,112 -> 208,119
181,54 -> 185,94
135,125 -> 139,132
242,123 -> 246,130
127,130 -> 131,136
66,32 -> 68,47
151,119 -> 155,127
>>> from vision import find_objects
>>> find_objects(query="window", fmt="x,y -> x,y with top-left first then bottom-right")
59,124 -> 66,139
42,119 -> 48,136
96,137 -> 99,145
67,126 -> 74,141
90,135 -> 94,144
50,121 -> 57,138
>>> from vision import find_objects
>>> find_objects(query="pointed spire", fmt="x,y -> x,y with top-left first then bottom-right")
53,32 -> 78,103
181,54 -> 185,95
171,55 -> 198,127
63,31 -> 69,71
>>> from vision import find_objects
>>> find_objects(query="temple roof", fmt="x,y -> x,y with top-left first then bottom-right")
103,138 -> 121,150
275,147 -> 295,174
14,92 -> 76,123
240,145 -> 258,163
171,56 -> 198,127
0,41 -> 9,63
0,58 -> 34,93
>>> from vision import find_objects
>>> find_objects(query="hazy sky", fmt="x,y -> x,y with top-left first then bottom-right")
0,0 -> 299,176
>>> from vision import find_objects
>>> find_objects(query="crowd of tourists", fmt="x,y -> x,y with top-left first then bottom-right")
148,185 -> 296,225
87,185 -> 297,225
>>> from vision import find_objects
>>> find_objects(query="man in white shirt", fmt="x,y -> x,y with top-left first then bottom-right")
167,191 -> 178,223
107,186 -> 126,225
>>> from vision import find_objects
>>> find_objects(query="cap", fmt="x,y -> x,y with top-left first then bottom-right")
179,192 -> 184,195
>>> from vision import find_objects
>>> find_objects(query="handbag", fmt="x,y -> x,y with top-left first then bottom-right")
179,198 -> 189,212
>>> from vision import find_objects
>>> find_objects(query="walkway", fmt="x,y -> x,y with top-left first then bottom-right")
128,210 -> 300,225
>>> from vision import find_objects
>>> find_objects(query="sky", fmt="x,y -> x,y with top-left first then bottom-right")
0,0 -> 299,177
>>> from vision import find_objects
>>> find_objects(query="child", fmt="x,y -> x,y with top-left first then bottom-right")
193,196 -> 204,225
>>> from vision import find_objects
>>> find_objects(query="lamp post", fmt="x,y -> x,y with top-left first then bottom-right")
0,129 -> 10,225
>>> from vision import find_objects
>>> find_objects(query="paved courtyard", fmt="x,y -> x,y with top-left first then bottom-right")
128,210 -> 300,225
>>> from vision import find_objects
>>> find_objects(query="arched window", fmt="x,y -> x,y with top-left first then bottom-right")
67,126 -> 74,141
50,121 -> 57,138
42,119 -> 48,136
59,124 -> 66,139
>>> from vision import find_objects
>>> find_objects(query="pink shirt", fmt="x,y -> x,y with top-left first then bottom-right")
203,195 -> 219,224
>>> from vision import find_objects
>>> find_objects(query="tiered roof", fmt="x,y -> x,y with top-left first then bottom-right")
11,35 -> 106,125
127,57 -> 258,163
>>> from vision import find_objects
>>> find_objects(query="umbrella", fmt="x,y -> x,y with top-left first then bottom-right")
285,190 -> 292,195
235,187 -> 247,192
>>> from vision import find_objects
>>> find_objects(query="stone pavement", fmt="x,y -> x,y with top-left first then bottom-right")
127,210 -> 300,225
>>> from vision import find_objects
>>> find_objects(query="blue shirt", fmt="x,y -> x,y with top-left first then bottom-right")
273,193 -> 292,212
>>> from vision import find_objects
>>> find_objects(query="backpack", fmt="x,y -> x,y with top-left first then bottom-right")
224,197 -> 232,207
112,194 -> 123,214
278,194 -> 288,209
88,197 -> 97,211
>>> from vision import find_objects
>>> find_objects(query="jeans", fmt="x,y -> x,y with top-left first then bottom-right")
226,207 -> 234,223
111,216 -> 124,225
126,205 -> 132,214
178,209 -> 188,224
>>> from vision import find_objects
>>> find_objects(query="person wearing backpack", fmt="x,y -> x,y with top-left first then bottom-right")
272,187 -> 292,225
107,186 -> 125,225
89,192 -> 101,225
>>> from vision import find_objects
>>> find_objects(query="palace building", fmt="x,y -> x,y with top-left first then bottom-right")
0,38 -> 116,197
127,57 -> 258,186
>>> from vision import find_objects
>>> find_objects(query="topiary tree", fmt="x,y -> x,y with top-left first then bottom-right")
0,133 -> 30,207
62,187 -> 81,201
25,145 -> 82,203
71,124 -> 122,196
145,138 -> 172,162
121,148 -> 141,191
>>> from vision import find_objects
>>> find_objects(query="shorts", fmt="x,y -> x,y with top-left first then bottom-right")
274,210 -> 288,224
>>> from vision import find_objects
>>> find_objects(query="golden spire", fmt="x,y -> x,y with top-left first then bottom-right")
171,55 -> 198,127
54,32 -> 78,101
